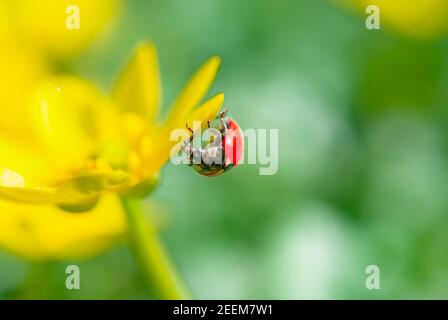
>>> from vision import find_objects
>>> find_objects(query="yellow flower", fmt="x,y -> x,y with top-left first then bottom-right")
3,0 -> 119,57
0,193 -> 125,260
0,44 -> 48,138
339,0 -> 448,39
0,43 -> 224,260
0,0 -> 119,136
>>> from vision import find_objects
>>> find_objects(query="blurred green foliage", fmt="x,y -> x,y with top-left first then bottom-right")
2,0 -> 448,299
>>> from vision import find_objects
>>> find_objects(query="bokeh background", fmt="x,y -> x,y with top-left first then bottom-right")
2,0 -> 448,299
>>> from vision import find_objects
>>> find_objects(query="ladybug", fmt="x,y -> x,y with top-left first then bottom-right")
183,109 -> 244,177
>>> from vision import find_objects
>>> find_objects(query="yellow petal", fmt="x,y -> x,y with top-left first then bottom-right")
0,168 -> 130,211
29,78 -> 116,169
0,193 -> 126,261
55,171 -> 130,212
0,138 -> 56,187
0,77 -> 131,209
0,137 -> 59,204
0,138 -> 129,210
341,0 -> 448,39
0,2 -> 12,42
113,43 -> 161,123
0,186 -> 56,205
0,45 -> 48,138
160,93 -> 224,140
143,93 -> 224,177
165,56 -> 221,126
10,0 -> 119,57
181,93 -> 225,131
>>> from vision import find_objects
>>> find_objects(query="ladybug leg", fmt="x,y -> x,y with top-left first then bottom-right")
181,140 -> 190,153
202,145 -> 223,165
219,109 -> 228,134
181,140 -> 191,158
186,123 -> 194,134
207,119 -> 211,128
181,140 -> 204,166
219,108 -> 228,118
190,147 -> 205,165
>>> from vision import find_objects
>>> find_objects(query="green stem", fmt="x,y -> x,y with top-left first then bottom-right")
121,197 -> 190,300
15,262 -> 56,299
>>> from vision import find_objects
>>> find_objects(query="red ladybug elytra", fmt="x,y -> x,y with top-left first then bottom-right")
183,109 -> 244,176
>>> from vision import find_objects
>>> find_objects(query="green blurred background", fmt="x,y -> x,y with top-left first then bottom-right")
2,0 -> 448,299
